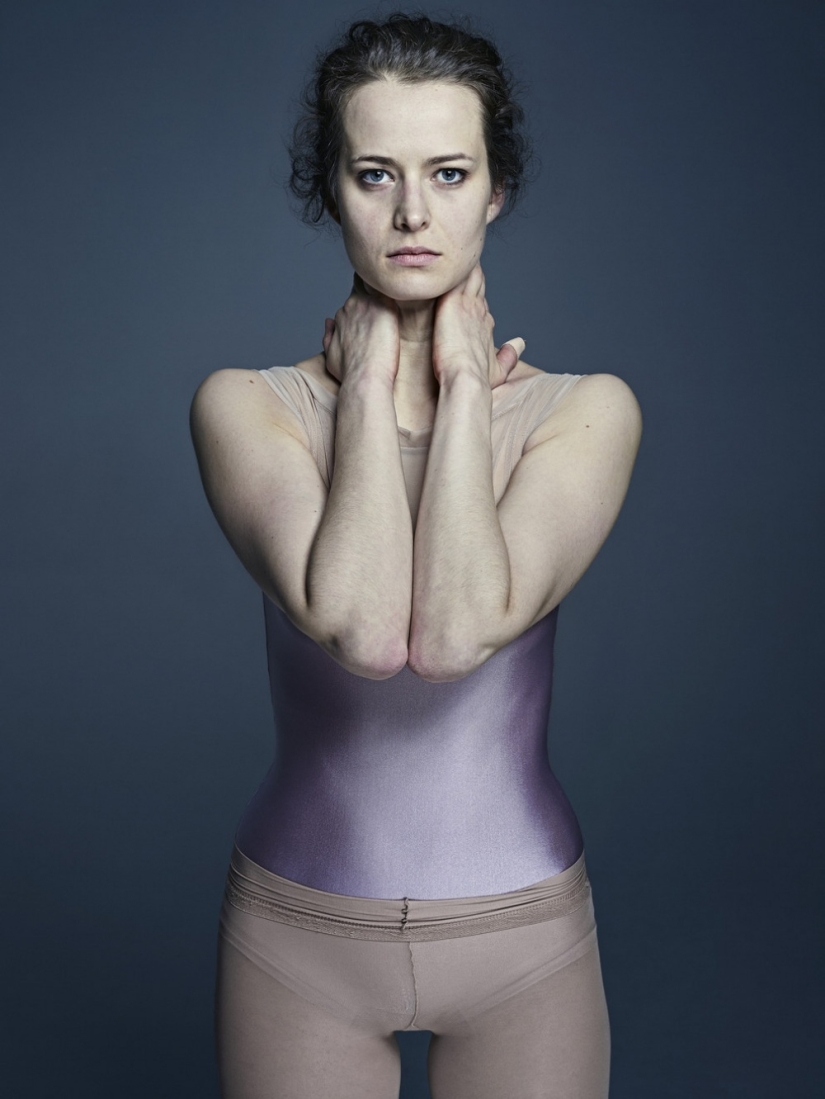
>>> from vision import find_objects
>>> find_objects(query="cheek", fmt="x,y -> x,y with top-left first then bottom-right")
449,206 -> 490,259
341,206 -> 382,258
454,190 -> 494,235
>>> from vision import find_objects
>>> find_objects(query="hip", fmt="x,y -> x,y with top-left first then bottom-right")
223,842 -> 592,941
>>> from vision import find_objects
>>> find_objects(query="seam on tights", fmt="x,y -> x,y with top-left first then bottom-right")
402,898 -> 421,1029
407,941 -> 421,1029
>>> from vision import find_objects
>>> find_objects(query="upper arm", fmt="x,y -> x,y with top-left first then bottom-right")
492,372 -> 642,645
189,368 -> 329,635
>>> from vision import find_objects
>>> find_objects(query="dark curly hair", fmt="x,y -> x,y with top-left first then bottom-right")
288,11 -> 534,229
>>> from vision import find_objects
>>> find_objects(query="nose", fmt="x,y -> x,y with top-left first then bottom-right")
393,181 -> 430,233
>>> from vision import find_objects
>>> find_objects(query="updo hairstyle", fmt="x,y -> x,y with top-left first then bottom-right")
288,11 -> 534,229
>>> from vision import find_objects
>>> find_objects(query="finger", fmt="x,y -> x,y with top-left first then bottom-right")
477,264 -> 486,299
464,262 -> 484,297
496,337 -> 526,373
448,263 -> 480,299
496,344 -> 516,374
358,275 -> 398,313
354,271 -> 380,299
465,263 -> 484,296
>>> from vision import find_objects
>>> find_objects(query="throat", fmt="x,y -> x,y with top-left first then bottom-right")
393,360 -> 438,435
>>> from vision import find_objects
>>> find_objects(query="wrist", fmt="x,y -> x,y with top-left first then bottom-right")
340,363 -> 397,397
438,367 -> 491,399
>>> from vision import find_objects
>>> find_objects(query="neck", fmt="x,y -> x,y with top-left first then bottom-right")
393,297 -> 438,422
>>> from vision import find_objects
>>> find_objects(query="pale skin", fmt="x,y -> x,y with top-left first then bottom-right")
190,77 -> 642,682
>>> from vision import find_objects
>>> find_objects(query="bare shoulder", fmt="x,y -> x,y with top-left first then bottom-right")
190,366 -> 306,445
523,368 -> 642,450
191,366 -> 263,409
555,372 -> 642,428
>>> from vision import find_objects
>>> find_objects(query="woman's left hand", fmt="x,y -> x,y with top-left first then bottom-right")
432,263 -> 524,389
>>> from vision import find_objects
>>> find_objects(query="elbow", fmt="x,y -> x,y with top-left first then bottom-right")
325,628 -> 409,681
297,592 -> 410,680
406,635 -> 488,683
284,598 -> 409,680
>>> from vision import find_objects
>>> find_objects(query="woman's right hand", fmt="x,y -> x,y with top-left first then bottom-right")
322,273 -> 400,386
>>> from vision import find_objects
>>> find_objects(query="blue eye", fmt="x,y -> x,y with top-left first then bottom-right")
358,167 -> 468,187
437,168 -> 466,185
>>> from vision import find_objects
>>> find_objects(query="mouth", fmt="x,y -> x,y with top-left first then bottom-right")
387,247 -> 441,267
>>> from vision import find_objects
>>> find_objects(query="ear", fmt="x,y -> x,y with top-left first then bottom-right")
486,185 -> 505,225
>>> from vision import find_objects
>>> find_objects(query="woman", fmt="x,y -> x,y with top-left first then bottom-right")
191,13 -> 641,1098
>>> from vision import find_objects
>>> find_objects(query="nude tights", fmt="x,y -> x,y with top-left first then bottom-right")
215,929 -> 610,1098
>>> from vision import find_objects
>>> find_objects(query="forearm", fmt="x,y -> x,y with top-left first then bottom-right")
408,373 -> 510,681
307,371 -> 413,675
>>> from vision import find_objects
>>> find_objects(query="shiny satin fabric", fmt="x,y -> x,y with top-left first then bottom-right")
235,598 -> 583,899
234,365 -> 585,899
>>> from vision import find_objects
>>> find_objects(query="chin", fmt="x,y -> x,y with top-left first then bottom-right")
365,265 -> 458,302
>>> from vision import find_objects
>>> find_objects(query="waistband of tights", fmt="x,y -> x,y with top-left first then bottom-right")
224,846 -> 591,941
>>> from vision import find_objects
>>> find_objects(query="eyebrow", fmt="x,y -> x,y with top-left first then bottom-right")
350,154 -> 477,167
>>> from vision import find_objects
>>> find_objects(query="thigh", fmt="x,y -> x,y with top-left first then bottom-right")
215,933 -> 402,1099
426,942 -> 610,1099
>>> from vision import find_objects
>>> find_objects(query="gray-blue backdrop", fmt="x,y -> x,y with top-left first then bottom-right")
2,1 -> 823,1096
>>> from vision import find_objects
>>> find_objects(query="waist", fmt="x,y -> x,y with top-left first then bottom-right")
234,752 -> 583,898
223,844 -> 591,942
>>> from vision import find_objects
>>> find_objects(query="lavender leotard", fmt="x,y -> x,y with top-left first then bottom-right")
234,365 -> 586,900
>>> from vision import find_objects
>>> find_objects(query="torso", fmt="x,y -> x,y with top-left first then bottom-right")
231,358 -> 588,899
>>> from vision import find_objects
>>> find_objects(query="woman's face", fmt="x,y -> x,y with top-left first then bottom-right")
332,78 -> 504,301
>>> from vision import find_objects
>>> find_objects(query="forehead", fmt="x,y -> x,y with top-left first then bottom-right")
341,78 -> 484,155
